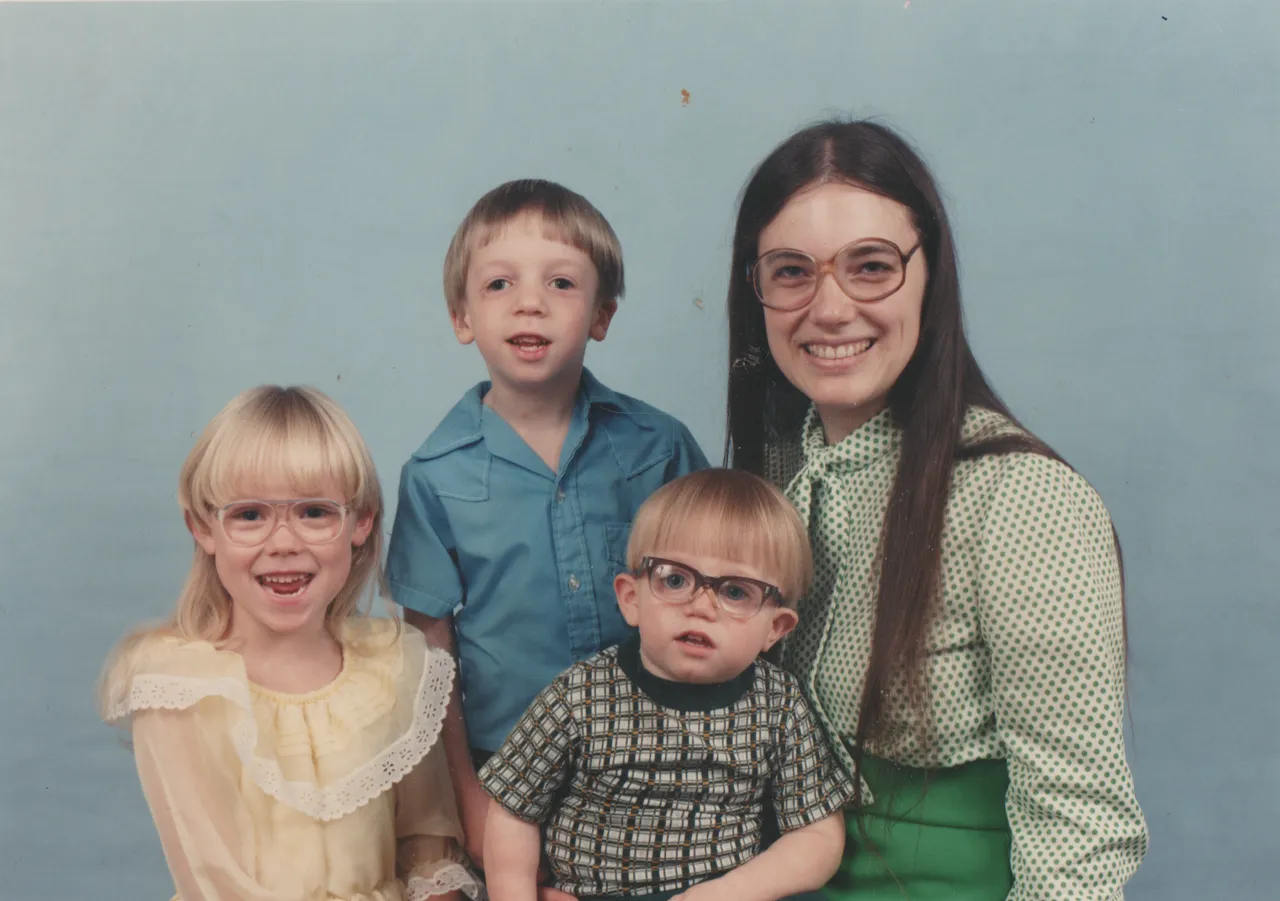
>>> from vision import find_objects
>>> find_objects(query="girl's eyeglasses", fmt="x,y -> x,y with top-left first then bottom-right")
214,499 -> 349,547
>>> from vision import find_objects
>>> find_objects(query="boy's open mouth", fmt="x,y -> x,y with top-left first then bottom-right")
508,334 -> 550,348
677,631 -> 715,649
257,573 -> 314,597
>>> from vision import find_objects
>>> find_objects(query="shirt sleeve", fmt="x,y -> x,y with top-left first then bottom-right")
132,708 -> 293,901
770,674 -> 859,833
979,454 -> 1149,901
387,461 -> 465,618
476,676 -> 578,824
666,420 -> 711,479
395,738 -> 483,900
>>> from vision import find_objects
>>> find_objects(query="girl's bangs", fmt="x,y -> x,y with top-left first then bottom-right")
190,405 -> 365,513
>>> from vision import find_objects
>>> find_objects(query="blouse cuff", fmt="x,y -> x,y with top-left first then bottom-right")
405,860 -> 486,900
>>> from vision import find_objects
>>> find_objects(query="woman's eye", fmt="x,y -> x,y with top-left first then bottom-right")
773,265 -> 812,281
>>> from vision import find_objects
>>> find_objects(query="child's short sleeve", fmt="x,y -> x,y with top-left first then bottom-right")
477,677 -> 578,824
387,462 -> 464,618
771,683 -> 858,833
666,421 -> 711,479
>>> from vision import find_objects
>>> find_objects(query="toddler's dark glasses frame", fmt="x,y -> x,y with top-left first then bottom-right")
637,556 -> 783,619
750,237 -> 922,311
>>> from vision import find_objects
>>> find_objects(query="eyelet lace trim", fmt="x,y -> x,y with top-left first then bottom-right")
406,862 -> 487,900
107,645 -> 455,822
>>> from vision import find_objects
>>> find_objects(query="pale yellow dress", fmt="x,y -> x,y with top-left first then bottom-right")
103,618 -> 484,901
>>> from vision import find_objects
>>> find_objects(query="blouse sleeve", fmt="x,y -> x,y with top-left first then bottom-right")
132,707 -> 293,901
978,454 -> 1149,900
395,738 -> 484,900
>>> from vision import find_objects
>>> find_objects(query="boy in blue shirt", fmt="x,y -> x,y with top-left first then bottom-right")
388,179 -> 708,867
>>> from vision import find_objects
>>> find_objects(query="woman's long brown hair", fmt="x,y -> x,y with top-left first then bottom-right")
725,119 -> 1125,763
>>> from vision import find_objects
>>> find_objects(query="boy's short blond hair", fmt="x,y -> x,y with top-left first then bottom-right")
443,179 -> 625,315
625,469 -> 812,606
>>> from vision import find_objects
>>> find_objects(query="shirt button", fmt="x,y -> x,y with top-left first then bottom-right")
567,575 -> 580,591
555,489 -> 565,503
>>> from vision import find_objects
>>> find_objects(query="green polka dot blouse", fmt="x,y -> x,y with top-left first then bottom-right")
766,405 -> 1148,899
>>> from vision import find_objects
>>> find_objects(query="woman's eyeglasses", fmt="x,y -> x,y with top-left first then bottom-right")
750,238 -> 921,311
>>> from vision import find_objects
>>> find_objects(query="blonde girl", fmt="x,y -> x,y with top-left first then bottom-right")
100,385 -> 483,901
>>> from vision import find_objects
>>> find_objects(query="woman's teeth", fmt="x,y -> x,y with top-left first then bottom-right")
805,339 -> 873,360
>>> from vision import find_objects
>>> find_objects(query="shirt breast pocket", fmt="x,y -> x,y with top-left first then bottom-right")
432,456 -> 490,502
604,521 -> 632,578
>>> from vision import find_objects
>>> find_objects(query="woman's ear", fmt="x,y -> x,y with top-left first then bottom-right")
186,510 -> 217,556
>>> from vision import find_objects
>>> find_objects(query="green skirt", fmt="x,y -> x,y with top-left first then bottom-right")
823,756 -> 1013,901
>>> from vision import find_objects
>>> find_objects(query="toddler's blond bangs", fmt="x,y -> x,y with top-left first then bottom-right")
626,469 -> 812,606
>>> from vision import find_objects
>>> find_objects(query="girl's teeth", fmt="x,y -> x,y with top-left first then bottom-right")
259,574 -> 312,596
806,340 -> 872,360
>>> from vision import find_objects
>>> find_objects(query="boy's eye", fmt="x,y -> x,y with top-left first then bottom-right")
484,277 -> 511,292
661,572 -> 689,590
550,277 -> 576,291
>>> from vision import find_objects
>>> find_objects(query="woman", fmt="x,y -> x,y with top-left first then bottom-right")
726,120 -> 1148,900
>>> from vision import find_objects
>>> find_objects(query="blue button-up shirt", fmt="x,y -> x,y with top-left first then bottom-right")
387,369 -> 709,751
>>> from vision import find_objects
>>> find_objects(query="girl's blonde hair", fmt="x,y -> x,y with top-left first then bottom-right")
626,468 -> 812,606
99,386 -> 387,715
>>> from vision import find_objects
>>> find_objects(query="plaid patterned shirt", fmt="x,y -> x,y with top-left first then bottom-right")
479,639 -> 856,897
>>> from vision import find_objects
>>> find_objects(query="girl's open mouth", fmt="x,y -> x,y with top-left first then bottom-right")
257,573 -> 315,598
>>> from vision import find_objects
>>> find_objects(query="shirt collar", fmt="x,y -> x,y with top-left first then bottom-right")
615,636 -> 756,713
800,403 -> 902,474
409,368 -> 624,468
579,367 -> 625,411
464,367 -> 620,435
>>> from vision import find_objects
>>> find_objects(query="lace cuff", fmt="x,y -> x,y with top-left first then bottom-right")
406,862 -> 486,900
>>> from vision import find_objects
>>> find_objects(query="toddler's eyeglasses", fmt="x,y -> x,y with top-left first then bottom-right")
214,499 -> 349,547
637,556 -> 782,619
